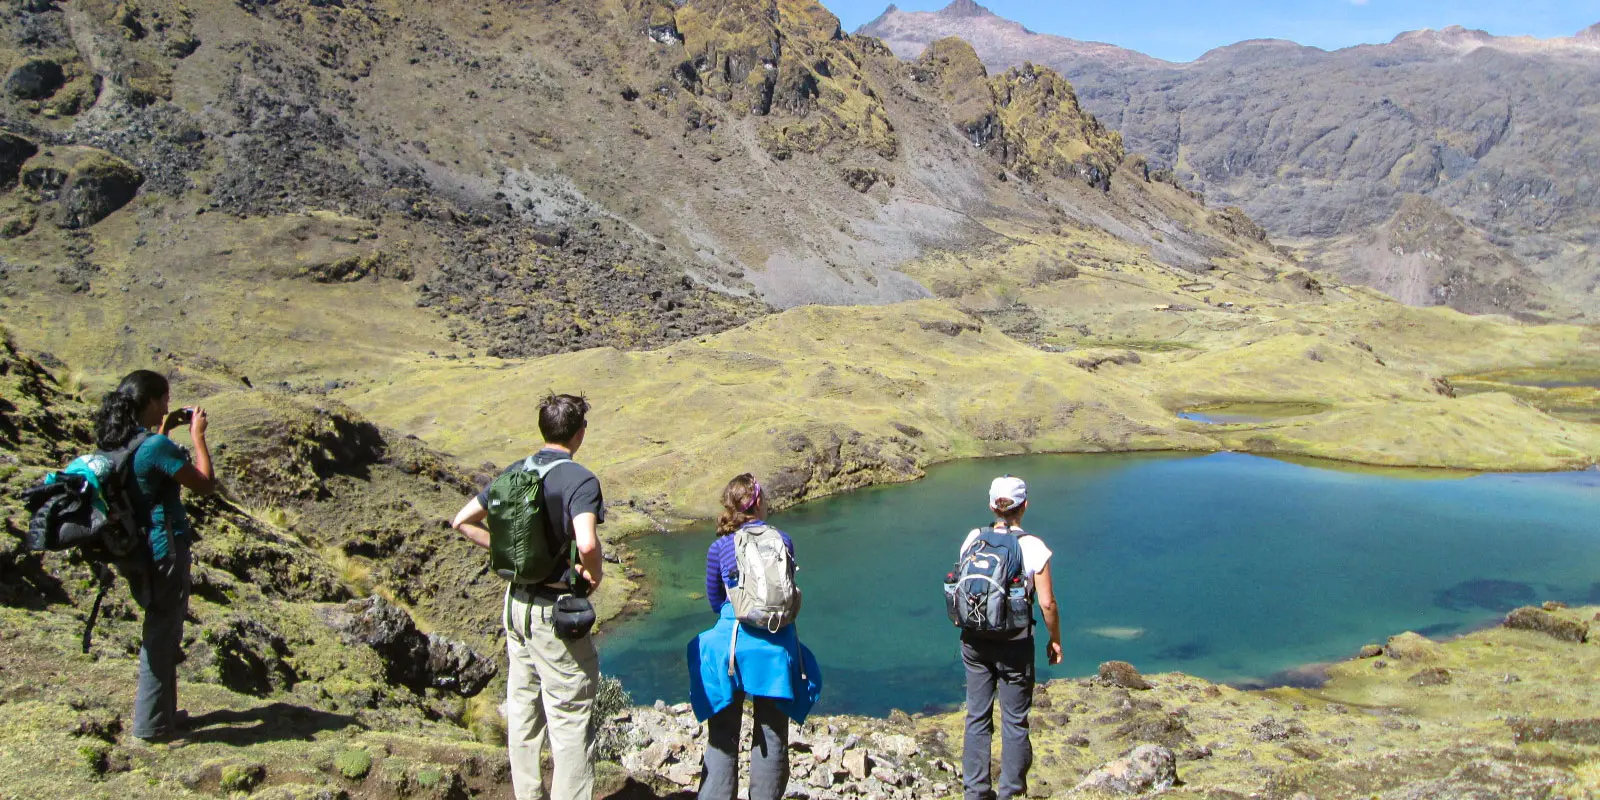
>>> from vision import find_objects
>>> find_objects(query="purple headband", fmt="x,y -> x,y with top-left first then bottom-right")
742,481 -> 763,512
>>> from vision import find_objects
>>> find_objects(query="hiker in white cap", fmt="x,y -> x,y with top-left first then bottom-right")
943,474 -> 1061,800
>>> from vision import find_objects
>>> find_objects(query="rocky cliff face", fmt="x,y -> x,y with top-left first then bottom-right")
0,0 -> 1292,380
1315,195 -> 1570,320
860,2 -> 1600,320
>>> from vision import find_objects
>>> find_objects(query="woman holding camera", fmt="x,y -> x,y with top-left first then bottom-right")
93,369 -> 217,742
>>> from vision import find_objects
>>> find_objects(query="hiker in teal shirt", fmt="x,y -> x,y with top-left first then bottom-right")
135,429 -> 193,563
94,370 -> 217,742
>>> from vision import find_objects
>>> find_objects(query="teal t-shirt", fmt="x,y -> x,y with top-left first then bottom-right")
133,432 -> 192,561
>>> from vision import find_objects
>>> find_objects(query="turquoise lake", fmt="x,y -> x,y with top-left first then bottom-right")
598,452 -> 1600,717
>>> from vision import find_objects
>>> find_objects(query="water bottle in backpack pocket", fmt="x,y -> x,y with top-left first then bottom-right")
1006,576 -> 1033,630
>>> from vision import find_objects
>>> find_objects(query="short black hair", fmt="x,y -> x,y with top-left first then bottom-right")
539,393 -> 589,444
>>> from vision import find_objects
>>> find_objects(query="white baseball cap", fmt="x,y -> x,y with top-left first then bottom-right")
989,475 -> 1027,509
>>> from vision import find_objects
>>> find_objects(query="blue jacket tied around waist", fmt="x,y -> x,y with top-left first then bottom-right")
687,603 -> 822,723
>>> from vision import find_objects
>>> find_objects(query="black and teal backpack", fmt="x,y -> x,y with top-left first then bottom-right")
20,431 -> 152,652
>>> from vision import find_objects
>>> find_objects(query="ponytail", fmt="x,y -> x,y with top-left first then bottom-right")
94,369 -> 168,450
715,473 -> 762,535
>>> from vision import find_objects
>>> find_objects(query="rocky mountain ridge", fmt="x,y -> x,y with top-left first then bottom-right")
0,0 -> 1301,381
859,2 -> 1600,321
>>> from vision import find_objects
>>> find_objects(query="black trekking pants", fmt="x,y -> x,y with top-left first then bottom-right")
961,635 -> 1035,800
129,541 -> 191,739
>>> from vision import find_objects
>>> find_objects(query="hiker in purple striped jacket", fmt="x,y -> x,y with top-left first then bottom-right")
687,473 -> 820,800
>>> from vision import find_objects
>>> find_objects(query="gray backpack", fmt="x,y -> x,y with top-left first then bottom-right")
728,523 -> 800,632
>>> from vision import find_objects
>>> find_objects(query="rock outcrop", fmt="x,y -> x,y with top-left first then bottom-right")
1097,660 -> 1153,690
1074,744 -> 1178,794
18,146 -> 144,229
914,37 -> 1124,190
1504,606 -> 1590,643
319,596 -> 497,697
861,3 -> 1600,320
5,57 -> 65,100
0,133 -> 37,187
610,702 -> 941,798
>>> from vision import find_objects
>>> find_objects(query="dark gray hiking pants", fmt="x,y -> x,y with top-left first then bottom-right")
961,635 -> 1035,800
699,692 -> 789,800
131,542 -> 191,739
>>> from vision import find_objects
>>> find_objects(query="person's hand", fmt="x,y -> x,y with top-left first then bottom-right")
1047,640 -> 1063,665
573,562 -> 600,593
189,407 -> 208,439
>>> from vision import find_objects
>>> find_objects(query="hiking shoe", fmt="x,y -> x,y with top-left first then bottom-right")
129,730 -> 178,745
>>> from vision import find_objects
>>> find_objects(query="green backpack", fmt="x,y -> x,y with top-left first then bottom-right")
486,457 -> 571,584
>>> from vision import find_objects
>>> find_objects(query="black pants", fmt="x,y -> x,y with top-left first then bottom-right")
961,635 -> 1035,800
128,542 -> 191,739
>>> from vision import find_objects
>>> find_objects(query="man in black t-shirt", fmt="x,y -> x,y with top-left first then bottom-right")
452,394 -> 605,800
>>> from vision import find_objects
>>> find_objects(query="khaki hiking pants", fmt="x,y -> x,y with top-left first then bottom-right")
505,587 -> 600,800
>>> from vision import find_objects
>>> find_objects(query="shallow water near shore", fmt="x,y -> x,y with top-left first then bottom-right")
599,452 -> 1600,717
1178,401 -> 1329,425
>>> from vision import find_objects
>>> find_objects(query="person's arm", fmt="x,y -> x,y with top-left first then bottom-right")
171,408 -> 217,494
452,497 -> 491,549
572,511 -> 602,590
705,538 -> 728,613
1034,561 -> 1063,665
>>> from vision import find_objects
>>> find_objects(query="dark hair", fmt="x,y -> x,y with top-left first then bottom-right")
716,473 -> 762,536
992,497 -> 1026,523
94,369 -> 168,450
539,393 -> 589,444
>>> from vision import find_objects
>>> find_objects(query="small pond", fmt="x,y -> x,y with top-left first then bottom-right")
598,452 -> 1600,716
1458,367 -> 1600,391
1452,367 -> 1600,425
1177,402 -> 1329,425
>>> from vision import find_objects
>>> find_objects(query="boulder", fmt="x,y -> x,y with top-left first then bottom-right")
0,133 -> 38,187
425,634 -> 499,696
1249,716 -> 1305,743
20,147 -> 144,228
1074,744 -> 1177,795
1504,606 -> 1589,643
6,57 -> 65,100
1383,632 -> 1442,661
201,617 -> 300,696
1408,667 -> 1452,687
319,596 -> 497,696
1508,718 -> 1600,745
1098,660 -> 1153,690
843,748 -> 871,781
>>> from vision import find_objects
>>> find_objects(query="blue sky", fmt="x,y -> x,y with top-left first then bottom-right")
836,0 -> 1600,62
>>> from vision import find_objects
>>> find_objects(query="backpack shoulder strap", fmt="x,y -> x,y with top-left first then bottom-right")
529,456 -> 572,478
108,431 -> 153,481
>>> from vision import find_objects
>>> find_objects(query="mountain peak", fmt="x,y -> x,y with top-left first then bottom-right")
940,0 -> 993,18
1580,22 -> 1600,42
1390,25 -> 1494,48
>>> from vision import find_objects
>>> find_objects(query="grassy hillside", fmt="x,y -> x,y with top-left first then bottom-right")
347,223 -> 1600,518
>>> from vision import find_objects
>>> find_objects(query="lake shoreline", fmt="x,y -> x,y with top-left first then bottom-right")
598,450 -> 1600,717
